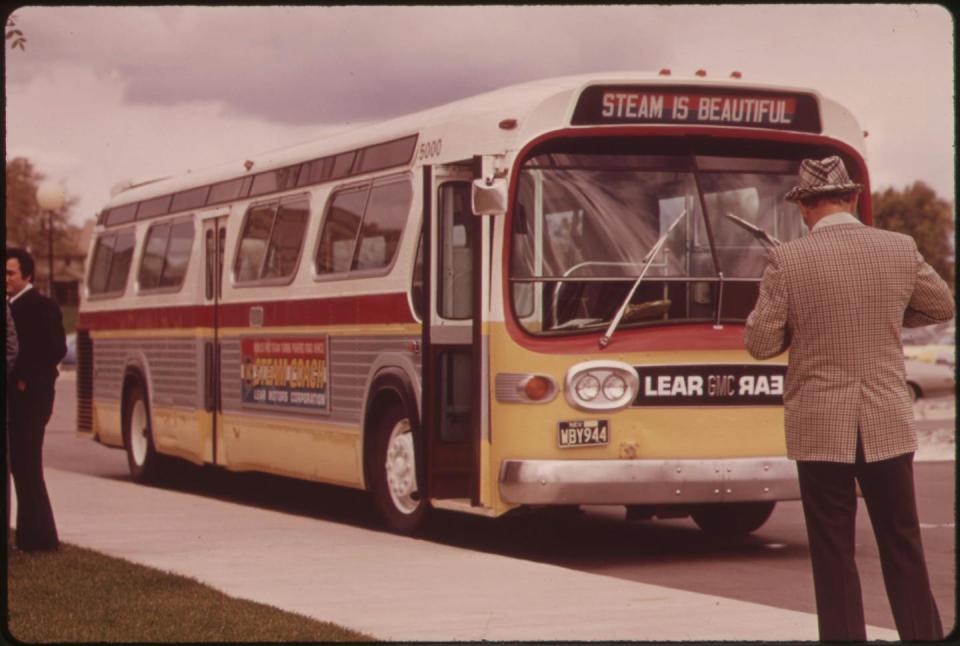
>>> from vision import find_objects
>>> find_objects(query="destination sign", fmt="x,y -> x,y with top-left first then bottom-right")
633,364 -> 786,407
572,85 -> 821,133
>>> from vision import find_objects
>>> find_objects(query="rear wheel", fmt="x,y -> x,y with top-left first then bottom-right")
691,501 -> 775,535
908,382 -> 921,402
368,403 -> 427,534
123,382 -> 163,482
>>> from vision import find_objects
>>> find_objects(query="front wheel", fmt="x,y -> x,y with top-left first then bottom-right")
123,382 -> 163,482
368,404 -> 428,534
691,501 -> 775,535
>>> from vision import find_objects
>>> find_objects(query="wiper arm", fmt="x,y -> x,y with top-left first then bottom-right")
722,211 -> 781,247
599,209 -> 688,348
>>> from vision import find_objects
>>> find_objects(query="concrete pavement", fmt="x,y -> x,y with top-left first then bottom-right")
13,466 -> 903,641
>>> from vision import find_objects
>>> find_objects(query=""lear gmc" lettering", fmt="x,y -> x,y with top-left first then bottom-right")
644,373 -> 783,398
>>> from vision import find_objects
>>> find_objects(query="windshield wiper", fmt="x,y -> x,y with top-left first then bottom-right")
599,209 -> 688,348
722,211 -> 782,247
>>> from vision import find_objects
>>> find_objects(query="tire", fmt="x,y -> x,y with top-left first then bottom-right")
908,383 -> 921,402
368,403 -> 427,534
691,501 -> 775,536
123,381 -> 163,482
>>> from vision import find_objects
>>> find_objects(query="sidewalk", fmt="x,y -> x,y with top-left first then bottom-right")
15,467 -> 900,642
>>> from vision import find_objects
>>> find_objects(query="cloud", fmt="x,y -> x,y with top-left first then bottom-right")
11,6 -> 670,123
5,63 -> 341,223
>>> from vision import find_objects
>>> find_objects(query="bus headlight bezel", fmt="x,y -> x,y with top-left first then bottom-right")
565,361 -> 639,411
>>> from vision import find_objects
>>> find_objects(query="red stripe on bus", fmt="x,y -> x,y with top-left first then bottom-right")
77,292 -> 417,330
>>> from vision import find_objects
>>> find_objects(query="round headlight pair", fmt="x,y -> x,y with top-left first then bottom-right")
565,361 -> 639,411
574,373 -> 627,401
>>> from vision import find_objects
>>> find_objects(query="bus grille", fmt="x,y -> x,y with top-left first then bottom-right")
76,329 -> 94,433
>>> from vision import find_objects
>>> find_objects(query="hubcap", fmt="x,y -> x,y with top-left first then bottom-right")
130,399 -> 149,467
384,419 -> 419,515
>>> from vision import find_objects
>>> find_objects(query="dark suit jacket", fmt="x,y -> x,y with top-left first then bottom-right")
8,287 -> 67,391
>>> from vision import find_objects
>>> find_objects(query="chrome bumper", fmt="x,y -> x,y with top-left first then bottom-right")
499,457 -> 800,505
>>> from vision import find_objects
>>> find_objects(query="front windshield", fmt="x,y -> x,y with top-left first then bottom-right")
510,140 -> 859,335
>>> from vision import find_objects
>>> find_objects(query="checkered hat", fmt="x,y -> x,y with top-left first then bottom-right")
784,156 -> 863,202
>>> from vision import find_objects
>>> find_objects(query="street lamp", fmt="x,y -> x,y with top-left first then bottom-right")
36,181 -> 65,301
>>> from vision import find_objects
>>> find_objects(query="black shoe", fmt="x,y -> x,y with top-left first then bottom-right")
16,543 -> 59,553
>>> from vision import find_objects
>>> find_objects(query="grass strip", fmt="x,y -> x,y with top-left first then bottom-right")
6,535 -> 374,642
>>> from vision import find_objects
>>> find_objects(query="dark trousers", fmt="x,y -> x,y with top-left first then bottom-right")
796,437 -> 942,641
7,384 -> 59,551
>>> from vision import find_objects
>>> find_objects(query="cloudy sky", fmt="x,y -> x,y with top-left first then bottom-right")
5,5 -> 954,226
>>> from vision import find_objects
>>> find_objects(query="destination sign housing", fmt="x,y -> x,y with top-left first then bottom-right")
572,85 -> 821,133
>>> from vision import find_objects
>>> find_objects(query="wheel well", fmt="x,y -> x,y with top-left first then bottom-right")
121,369 -> 147,444
362,387 -> 405,488
362,369 -> 422,491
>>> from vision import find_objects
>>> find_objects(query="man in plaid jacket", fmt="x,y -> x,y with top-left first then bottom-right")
745,156 -> 953,641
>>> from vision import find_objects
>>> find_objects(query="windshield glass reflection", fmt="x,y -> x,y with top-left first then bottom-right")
510,148 -> 823,334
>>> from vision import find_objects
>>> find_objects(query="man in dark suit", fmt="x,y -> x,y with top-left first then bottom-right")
6,247 -> 66,552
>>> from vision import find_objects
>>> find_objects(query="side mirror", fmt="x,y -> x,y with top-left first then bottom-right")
471,178 -> 508,216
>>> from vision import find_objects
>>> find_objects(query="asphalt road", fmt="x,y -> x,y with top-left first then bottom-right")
42,370 -> 957,634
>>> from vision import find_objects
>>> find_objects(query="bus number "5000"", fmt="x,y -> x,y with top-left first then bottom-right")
418,139 -> 442,161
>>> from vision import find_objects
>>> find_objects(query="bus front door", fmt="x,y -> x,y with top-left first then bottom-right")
202,213 -> 227,465
423,165 -> 483,504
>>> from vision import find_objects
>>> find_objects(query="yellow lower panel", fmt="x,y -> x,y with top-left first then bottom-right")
150,406 -> 210,466
220,413 -> 363,488
492,403 -> 786,460
487,324 -> 788,513
92,401 -> 123,448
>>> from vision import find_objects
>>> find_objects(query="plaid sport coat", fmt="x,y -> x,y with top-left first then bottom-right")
744,221 -> 954,463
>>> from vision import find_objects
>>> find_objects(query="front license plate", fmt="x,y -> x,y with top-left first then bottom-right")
558,420 -> 609,448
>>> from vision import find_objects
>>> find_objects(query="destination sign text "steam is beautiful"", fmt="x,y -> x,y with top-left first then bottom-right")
572,86 -> 821,133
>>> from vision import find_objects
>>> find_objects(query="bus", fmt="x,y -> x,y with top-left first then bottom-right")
76,71 -> 871,534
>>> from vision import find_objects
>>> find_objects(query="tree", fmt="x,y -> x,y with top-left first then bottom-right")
872,181 -> 955,290
5,157 -> 81,260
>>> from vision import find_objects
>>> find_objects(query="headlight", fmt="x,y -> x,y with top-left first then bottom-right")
565,361 -> 639,411
574,374 -> 601,401
602,374 -> 628,400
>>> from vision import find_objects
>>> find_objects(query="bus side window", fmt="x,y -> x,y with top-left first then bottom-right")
316,185 -> 368,274
88,229 -> 136,296
235,203 -> 275,281
88,234 -> 117,294
235,197 -> 308,283
138,222 -> 172,290
139,218 -> 195,291
262,198 -> 309,279
158,219 -> 196,288
205,229 -> 215,299
352,179 -> 412,271
315,175 -> 413,277
438,182 -> 473,320
411,229 -> 424,320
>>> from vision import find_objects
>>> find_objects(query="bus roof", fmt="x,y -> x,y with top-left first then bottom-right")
101,71 -> 865,213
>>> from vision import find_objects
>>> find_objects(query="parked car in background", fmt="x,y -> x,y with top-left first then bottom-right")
60,332 -> 76,369
905,358 -> 954,402
902,320 -> 955,369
